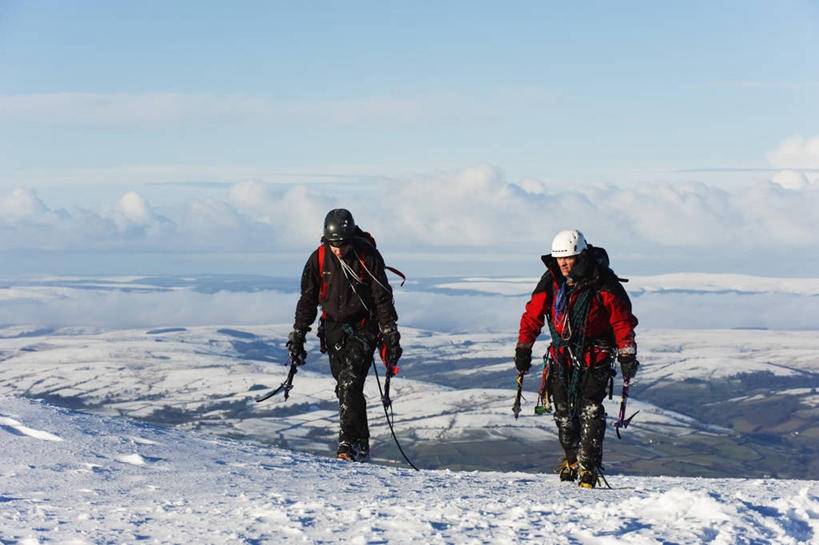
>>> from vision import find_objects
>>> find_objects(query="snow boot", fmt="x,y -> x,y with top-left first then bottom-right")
337,441 -> 355,462
556,459 -> 578,482
354,439 -> 370,463
577,465 -> 599,489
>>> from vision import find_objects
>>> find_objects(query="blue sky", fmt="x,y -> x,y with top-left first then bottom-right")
1,1 -> 818,276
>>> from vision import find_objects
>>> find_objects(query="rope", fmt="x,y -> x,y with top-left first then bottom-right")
549,284 -> 594,417
371,356 -> 419,471
334,250 -> 371,313
341,323 -> 371,352
353,247 -> 393,295
335,246 -> 414,469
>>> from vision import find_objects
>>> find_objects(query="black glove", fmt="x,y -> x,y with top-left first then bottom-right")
380,323 -> 402,371
514,343 -> 532,374
618,352 -> 639,381
286,329 -> 307,365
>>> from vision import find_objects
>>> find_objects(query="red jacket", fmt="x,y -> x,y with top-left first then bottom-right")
518,247 -> 637,367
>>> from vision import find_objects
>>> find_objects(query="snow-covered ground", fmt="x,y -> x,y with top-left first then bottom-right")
2,396 -> 817,544
1,273 -> 818,543
2,322 -> 817,475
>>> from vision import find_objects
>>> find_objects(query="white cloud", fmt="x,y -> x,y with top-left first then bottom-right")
766,136 -> 819,190
767,136 -> 819,169
383,165 -> 538,247
2,159 -> 819,274
101,191 -> 174,239
514,177 -> 547,195
114,191 -> 160,228
229,180 -> 275,215
369,167 -> 819,257
736,181 -> 819,246
0,288 -> 296,329
771,170 -> 810,190
2,276 -> 817,331
0,188 -> 49,224
178,198 -> 253,249
606,182 -> 738,247
228,181 -> 331,246
0,188 -> 81,251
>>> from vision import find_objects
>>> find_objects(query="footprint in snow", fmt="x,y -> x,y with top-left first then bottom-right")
0,416 -> 63,442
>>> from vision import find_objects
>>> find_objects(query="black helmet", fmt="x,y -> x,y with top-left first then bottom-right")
323,208 -> 356,245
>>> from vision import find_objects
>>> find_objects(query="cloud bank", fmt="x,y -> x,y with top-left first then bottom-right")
1,276 -> 816,331
2,163 -> 819,275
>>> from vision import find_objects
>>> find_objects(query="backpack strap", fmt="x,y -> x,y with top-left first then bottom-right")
317,246 -> 328,352
322,239 -> 407,299
320,243 -> 368,297
318,245 -> 328,301
357,246 -> 366,283
385,265 -> 407,286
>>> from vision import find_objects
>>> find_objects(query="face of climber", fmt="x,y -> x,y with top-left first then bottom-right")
556,256 -> 577,279
329,242 -> 351,258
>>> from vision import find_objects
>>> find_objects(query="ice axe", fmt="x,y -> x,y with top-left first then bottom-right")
613,378 -> 639,438
512,371 -> 526,419
255,357 -> 299,403
381,365 -> 397,409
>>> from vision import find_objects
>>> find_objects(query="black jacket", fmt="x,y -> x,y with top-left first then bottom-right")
293,237 -> 398,333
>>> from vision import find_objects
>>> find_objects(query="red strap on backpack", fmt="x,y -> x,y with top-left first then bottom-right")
317,246 -> 328,352
357,230 -> 406,286
318,245 -> 328,302
385,266 -> 406,286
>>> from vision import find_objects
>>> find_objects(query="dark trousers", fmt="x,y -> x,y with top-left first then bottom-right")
324,318 -> 377,446
550,361 -> 612,469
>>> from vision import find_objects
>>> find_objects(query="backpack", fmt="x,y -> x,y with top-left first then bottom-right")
315,227 -> 405,353
568,244 -> 629,286
318,227 -> 405,302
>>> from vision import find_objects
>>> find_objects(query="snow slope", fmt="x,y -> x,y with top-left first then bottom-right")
2,396 -> 817,545
1,273 -> 818,542
1,320 -> 818,477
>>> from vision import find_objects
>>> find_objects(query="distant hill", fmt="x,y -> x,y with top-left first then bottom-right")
2,322 -> 817,479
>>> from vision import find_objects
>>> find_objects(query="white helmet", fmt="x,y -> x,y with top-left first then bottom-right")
551,229 -> 588,257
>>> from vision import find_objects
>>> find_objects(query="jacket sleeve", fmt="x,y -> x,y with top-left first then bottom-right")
366,249 -> 399,328
598,283 -> 638,353
518,274 -> 552,345
293,249 -> 320,332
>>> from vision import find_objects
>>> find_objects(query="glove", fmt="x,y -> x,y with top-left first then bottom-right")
380,323 -> 402,372
286,329 -> 307,365
618,352 -> 639,381
514,343 -> 532,374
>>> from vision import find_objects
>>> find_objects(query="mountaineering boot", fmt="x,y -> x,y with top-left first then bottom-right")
557,460 -> 578,482
354,439 -> 370,463
577,465 -> 598,489
337,441 -> 355,462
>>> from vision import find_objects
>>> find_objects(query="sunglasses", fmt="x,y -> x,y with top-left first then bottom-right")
328,240 -> 350,248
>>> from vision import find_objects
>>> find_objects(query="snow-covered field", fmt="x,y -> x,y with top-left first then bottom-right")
2,396 -> 817,544
1,273 -> 818,543
2,322 -> 817,474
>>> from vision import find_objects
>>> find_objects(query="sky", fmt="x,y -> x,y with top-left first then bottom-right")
1,1 -> 818,277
